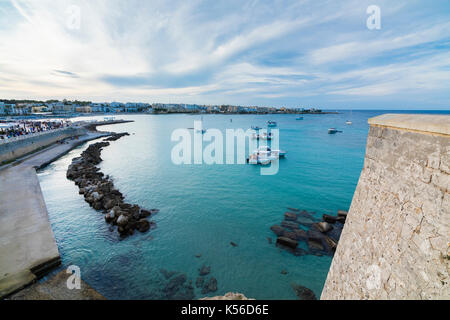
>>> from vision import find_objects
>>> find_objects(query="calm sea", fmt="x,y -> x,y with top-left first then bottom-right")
37,110 -> 449,300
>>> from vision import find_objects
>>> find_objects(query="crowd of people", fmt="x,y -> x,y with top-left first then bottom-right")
0,120 -> 72,141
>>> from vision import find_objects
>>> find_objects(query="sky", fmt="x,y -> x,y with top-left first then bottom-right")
0,0 -> 449,109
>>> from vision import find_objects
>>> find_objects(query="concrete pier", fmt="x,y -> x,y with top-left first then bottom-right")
0,130 -> 111,298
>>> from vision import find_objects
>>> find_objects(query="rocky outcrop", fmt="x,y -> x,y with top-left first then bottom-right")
271,209 -> 347,256
66,133 -> 159,238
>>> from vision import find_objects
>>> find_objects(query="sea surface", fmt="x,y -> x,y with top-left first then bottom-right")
37,110 -> 449,300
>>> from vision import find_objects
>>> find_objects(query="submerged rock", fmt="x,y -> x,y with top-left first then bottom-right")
291,284 -> 317,300
201,277 -> 218,294
276,237 -> 298,249
313,221 -> 333,233
284,212 -> 297,221
281,220 -> 299,230
270,225 -> 285,236
199,265 -> 211,276
160,269 -> 177,279
196,277 -> 205,288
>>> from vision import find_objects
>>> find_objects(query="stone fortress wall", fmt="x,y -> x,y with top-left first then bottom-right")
0,127 -> 87,164
321,114 -> 449,300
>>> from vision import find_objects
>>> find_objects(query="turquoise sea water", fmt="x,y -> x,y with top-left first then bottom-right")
37,110 -> 449,300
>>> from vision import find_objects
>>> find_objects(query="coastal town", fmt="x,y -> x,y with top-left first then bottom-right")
0,99 -> 331,116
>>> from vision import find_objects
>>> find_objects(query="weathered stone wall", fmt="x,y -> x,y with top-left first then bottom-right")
0,127 -> 86,164
321,114 -> 449,300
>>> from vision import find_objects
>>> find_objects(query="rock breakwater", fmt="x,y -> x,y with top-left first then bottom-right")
66,133 -> 159,238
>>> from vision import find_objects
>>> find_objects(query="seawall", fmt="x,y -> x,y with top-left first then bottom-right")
321,114 -> 449,300
0,127 -> 87,164
0,122 -> 129,299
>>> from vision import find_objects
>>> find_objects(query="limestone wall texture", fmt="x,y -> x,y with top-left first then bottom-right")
321,114 -> 449,300
0,127 -> 86,164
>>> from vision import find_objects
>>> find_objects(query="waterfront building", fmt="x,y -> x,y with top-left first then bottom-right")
0,102 -> 5,115
75,106 -> 92,113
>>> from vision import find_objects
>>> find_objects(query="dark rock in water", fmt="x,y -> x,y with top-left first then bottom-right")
230,242 -> 238,247
140,209 -> 152,218
338,210 -> 348,217
117,214 -> 128,227
291,284 -> 317,300
297,218 -> 315,228
323,236 -> 338,251
287,207 -> 300,212
293,229 -> 308,241
201,277 -> 218,294
313,221 -> 333,233
199,265 -> 211,276
336,216 -> 346,224
137,219 -> 150,233
281,270 -> 288,275
283,231 -> 298,241
298,210 -> 314,219
308,239 -> 324,252
307,230 -> 324,242
164,274 -> 195,300
104,132 -> 130,142
165,273 -> 187,293
326,222 -> 344,242
323,214 -> 338,224
281,220 -> 299,230
284,212 -> 297,221
293,247 -> 308,256
270,225 -> 285,236
196,277 -> 204,288
276,237 -> 298,249
160,269 -> 177,279
195,254 -> 202,258
267,237 -> 273,244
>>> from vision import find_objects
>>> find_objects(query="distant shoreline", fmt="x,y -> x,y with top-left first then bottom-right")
1,111 -> 340,120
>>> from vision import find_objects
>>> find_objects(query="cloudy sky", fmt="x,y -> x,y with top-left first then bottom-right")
0,0 -> 449,109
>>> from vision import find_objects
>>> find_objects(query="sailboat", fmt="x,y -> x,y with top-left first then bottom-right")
346,110 -> 353,125
197,116 -> 206,134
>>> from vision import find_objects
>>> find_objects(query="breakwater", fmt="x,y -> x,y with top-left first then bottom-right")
0,120 -> 133,298
321,114 -> 449,300
0,127 -> 87,164
66,133 -> 159,238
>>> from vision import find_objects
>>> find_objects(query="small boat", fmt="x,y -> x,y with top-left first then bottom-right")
296,117 -> 304,120
267,121 -> 277,127
247,153 -> 272,165
251,126 -> 262,131
255,146 -> 287,158
252,132 -> 273,140
328,128 -> 342,134
346,110 -> 353,125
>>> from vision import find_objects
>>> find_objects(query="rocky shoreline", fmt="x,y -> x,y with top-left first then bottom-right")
66,132 -> 159,238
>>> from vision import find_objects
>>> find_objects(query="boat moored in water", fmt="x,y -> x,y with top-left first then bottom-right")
267,121 -> 277,127
255,146 -> 287,158
252,132 -> 273,140
328,128 -> 343,134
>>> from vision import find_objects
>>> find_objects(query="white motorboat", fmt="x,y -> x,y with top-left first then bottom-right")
255,146 -> 287,158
